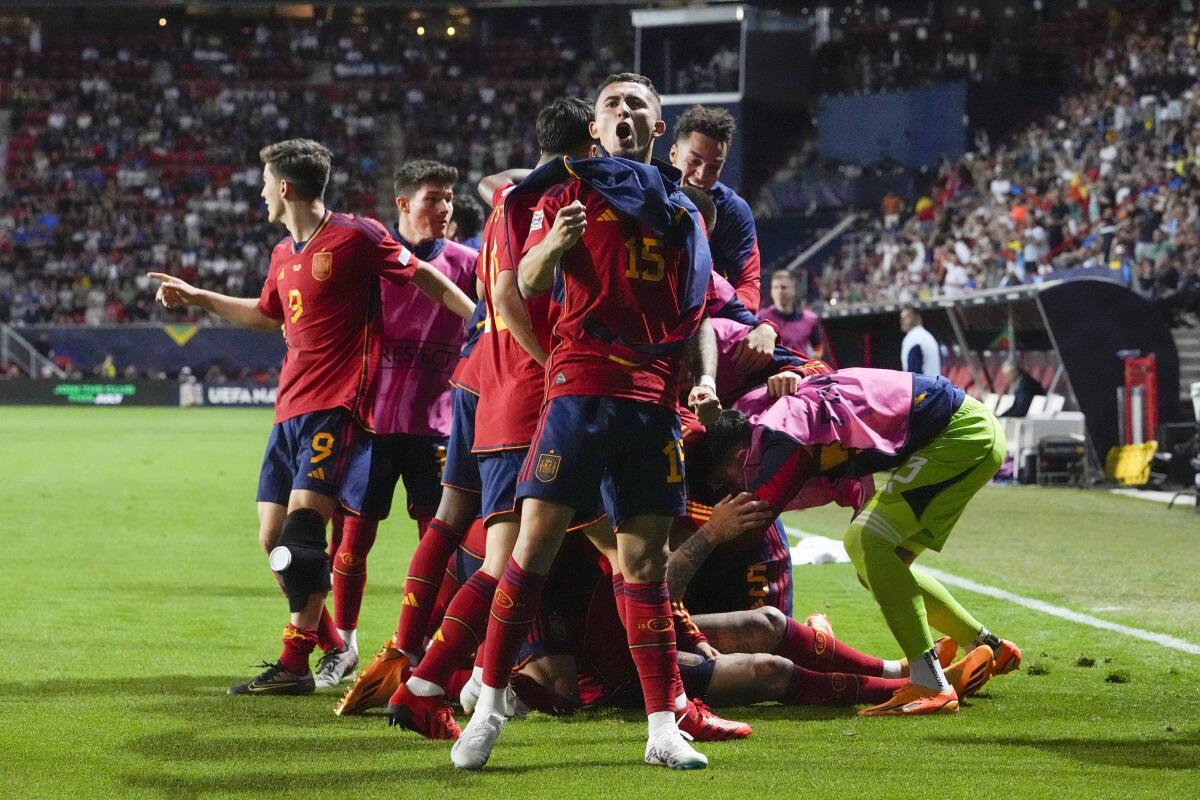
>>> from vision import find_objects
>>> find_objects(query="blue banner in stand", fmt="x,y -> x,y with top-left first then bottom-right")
180,381 -> 278,407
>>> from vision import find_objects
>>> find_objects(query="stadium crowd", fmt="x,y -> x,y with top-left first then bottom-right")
814,17 -> 1200,324
0,17 -> 624,327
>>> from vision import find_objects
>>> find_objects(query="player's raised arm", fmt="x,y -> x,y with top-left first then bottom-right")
478,168 -> 532,206
492,267 -> 549,366
412,260 -> 476,321
517,199 -> 585,297
147,272 -> 280,331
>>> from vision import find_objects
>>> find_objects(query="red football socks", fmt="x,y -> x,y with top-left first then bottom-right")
783,666 -> 905,706
395,517 -> 465,654
413,570 -> 498,690
279,624 -> 318,674
425,557 -> 461,641
416,515 -> 435,539
331,512 -> 378,632
623,580 -> 678,715
775,617 -> 884,676
481,558 -> 546,688
315,606 -> 345,652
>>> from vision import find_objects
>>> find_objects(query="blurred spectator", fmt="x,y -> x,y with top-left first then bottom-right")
758,269 -> 822,357
899,307 -> 941,376
998,358 -> 1047,418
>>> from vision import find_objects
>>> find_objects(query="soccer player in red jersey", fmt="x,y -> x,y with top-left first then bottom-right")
383,98 -> 599,740
149,139 -> 474,695
453,74 -> 720,771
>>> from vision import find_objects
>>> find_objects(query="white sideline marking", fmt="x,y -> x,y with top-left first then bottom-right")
784,525 -> 1200,656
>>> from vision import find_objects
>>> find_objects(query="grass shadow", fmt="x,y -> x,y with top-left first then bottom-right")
932,732 -> 1200,770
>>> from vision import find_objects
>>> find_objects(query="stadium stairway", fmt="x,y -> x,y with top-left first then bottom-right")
1173,326 -> 1200,406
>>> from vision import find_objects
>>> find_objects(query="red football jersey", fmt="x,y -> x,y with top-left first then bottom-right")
256,211 -> 415,425
523,180 -> 702,408
472,183 -> 555,452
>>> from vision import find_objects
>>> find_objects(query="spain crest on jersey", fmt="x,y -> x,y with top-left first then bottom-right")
535,451 -> 561,483
312,251 -> 333,281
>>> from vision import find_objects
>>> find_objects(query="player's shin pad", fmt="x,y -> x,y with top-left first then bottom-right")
269,508 -> 332,613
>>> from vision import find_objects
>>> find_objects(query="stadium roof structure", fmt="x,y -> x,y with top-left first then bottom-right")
819,278 -> 1182,465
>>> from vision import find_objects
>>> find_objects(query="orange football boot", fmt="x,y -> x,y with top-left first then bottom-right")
334,638 -> 411,716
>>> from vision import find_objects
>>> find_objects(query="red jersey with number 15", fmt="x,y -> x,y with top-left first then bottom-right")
472,183 -> 556,452
523,179 -> 701,408
256,211 -> 416,426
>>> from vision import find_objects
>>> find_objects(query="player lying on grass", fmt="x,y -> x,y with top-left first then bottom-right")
149,138 -> 475,697
505,534 -> 986,717
697,368 -> 1022,716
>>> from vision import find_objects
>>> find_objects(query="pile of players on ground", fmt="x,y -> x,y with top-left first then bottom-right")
151,73 -> 1022,772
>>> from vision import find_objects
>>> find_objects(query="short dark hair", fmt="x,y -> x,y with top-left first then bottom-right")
674,105 -> 736,145
596,72 -> 661,113
688,409 -> 752,501
259,139 -> 332,202
536,97 -> 595,156
450,195 -> 484,241
393,159 -> 458,197
681,185 -> 717,236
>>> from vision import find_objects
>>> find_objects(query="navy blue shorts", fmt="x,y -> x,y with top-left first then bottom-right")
339,433 -> 445,521
256,408 -> 367,506
516,396 -> 685,529
478,448 -> 528,523
441,387 -> 481,494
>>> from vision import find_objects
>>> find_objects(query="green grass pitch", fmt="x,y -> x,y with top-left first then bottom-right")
2,407 -> 1198,799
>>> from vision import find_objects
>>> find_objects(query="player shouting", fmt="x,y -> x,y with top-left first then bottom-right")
453,73 -> 719,771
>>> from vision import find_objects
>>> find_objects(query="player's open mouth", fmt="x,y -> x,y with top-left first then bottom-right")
615,121 -> 634,148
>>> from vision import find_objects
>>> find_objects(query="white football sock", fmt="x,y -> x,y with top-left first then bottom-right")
337,628 -> 357,652
648,710 -> 677,735
675,692 -> 687,714
908,647 -> 950,692
477,684 -> 508,717
472,665 -> 484,683
406,676 -> 444,697
881,659 -> 903,679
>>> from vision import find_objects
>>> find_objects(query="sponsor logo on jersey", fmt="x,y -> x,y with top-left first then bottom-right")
596,208 -> 620,222
913,392 -> 927,407
312,251 -> 333,281
530,209 -> 545,231
535,451 -> 561,483
554,372 -> 567,385
307,467 -> 327,480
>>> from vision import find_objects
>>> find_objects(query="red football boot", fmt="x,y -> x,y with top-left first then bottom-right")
386,684 -> 462,740
677,698 -> 752,741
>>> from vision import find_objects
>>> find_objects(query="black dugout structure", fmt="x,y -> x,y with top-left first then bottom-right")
818,279 -> 1182,467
